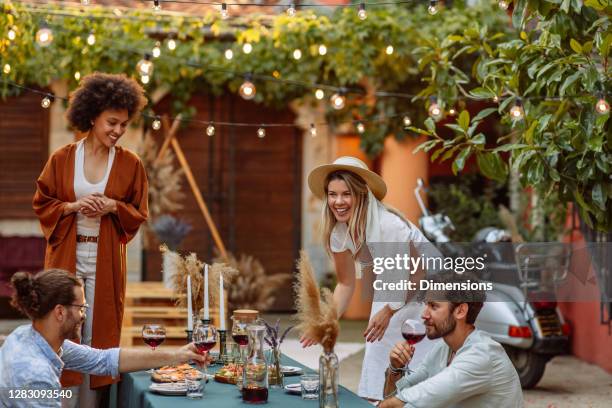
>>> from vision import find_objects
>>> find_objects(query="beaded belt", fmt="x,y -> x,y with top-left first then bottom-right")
76,235 -> 98,243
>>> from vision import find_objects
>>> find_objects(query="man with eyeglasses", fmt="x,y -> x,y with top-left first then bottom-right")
0,269 -> 209,407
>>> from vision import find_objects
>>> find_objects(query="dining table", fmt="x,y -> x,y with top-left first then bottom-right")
115,353 -> 373,407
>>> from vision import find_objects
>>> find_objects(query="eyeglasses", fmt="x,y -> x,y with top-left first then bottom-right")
64,303 -> 90,314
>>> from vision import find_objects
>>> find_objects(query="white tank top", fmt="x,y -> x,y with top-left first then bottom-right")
73,139 -> 115,237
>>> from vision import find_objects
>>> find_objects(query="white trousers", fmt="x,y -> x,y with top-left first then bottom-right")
62,242 -> 100,408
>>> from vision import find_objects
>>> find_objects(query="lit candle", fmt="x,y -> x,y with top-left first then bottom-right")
219,274 -> 225,330
204,264 -> 210,320
187,275 -> 193,331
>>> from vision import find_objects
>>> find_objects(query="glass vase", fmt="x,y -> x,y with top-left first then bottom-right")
319,351 -> 339,408
267,346 -> 284,388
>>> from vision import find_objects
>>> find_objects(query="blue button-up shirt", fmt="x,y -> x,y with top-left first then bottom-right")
0,325 -> 119,407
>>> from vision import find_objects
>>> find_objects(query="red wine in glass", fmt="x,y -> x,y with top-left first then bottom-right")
143,335 -> 165,349
195,340 -> 217,354
400,319 -> 426,372
402,333 -> 426,345
142,324 -> 166,350
242,386 -> 269,403
233,334 -> 249,346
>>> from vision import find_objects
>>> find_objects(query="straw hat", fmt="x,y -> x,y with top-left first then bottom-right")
307,156 -> 387,200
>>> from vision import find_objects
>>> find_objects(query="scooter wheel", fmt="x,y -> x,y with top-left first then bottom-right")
503,346 -> 548,389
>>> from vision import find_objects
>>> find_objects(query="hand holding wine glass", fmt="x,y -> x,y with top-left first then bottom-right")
193,322 -> 218,377
142,324 -> 166,350
397,319 -> 426,373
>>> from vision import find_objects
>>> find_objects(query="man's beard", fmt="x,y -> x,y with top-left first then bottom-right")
426,314 -> 456,339
61,316 -> 83,341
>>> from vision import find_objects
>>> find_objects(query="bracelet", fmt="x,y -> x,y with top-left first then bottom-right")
388,364 -> 404,375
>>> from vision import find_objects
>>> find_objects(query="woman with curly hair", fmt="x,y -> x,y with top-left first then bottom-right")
32,72 -> 149,407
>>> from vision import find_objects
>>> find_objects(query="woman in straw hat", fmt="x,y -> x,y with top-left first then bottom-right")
304,156 -> 435,402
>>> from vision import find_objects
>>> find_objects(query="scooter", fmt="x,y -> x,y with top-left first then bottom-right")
414,178 -> 571,388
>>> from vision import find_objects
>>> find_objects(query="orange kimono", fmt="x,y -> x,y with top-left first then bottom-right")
32,142 -> 148,389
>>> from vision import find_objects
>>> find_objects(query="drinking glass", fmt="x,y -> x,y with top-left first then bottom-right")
142,324 -> 166,350
400,319 -> 426,373
300,374 -> 319,400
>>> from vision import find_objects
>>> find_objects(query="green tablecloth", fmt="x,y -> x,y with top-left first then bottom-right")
118,354 -> 371,408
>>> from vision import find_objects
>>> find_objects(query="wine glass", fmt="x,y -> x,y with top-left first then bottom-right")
142,324 -> 166,350
231,317 -> 249,389
400,319 -> 426,373
193,321 -> 218,378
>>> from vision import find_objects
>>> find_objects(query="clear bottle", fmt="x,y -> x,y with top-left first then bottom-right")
242,322 -> 269,403
319,351 -> 339,408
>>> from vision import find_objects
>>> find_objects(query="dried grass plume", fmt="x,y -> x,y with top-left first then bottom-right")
294,251 -> 338,353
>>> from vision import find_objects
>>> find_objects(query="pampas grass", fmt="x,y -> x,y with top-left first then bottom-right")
294,251 -> 338,353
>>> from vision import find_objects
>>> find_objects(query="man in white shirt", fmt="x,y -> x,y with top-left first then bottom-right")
379,272 -> 523,408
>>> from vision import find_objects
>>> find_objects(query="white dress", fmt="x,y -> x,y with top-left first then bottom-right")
330,206 -> 437,401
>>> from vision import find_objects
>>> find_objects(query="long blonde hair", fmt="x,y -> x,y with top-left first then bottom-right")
322,171 -> 369,256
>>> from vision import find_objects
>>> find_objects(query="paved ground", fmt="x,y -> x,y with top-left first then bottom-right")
2,316 -> 611,407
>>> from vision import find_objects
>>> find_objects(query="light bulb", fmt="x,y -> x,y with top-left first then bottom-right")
7,27 -> 16,41
41,96 -> 53,109
152,118 -> 161,130
239,80 -> 256,100
493,95 -> 499,103
428,97 -> 443,120
385,45 -> 394,55
356,122 -> 365,134
595,96 -> 610,115
74,71 -> 81,81
3,64 -> 10,74
318,44 -> 327,56
498,0 -> 509,10
403,116 -> 412,127
221,3 -> 229,19
315,89 -> 325,100
153,0 -> 161,11
140,74 -> 150,84
136,54 -> 154,76
510,98 -> 524,120
358,3 -> 367,20
206,124 -> 216,136
86,32 -> 96,46
287,3 -> 296,16
428,0 -> 439,15
293,49 -> 302,60
242,43 -> 252,54
167,39 -> 176,50
224,49 -> 233,60
272,70 -> 281,78
330,93 -> 346,110
36,25 -> 54,47
310,123 -> 317,137
448,108 -> 457,116
152,41 -> 161,58
257,127 -> 266,138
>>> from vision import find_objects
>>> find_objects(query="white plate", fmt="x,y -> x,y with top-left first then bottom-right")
284,383 -> 301,395
149,382 -> 187,396
281,366 -> 303,376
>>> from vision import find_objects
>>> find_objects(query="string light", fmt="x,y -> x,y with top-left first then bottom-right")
493,95 -> 500,103
595,94 -> 609,115
3,64 -> 11,75
293,49 -> 302,60
7,27 -> 16,41
402,115 -> 412,128
206,123 -> 216,136
36,22 -> 54,47
257,127 -> 266,138
510,98 -> 524,120
152,41 -> 161,58
287,3 -> 296,16
318,44 -> 327,56
242,43 -> 252,54
330,92 -> 346,110
136,54 -> 154,77
239,77 -> 256,100
428,96 -> 443,120
141,74 -> 150,84
167,39 -> 177,50
153,0 -> 161,11
221,3 -> 229,19
86,31 -> 96,46
152,117 -> 162,130
428,0 -> 439,15
356,122 -> 365,134
224,49 -> 233,60
448,108 -> 457,116
385,45 -> 394,55
315,89 -> 325,100
74,71 -> 81,81
309,123 -> 317,137
41,95 -> 54,109
498,0 -> 509,10
358,3 -> 367,20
